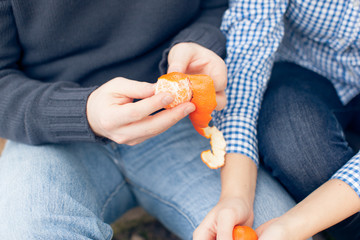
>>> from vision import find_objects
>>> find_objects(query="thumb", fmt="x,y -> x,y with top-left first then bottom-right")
167,44 -> 193,73
216,210 -> 238,240
106,77 -> 155,99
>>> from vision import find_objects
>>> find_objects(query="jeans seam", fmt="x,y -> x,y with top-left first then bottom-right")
100,181 -> 126,220
131,182 -> 197,230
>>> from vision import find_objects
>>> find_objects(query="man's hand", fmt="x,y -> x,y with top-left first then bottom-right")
86,77 -> 195,145
167,42 -> 227,111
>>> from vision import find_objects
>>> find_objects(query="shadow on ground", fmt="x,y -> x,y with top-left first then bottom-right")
111,207 -> 180,240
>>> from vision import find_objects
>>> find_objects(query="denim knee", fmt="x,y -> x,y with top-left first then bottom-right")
258,77 -> 354,201
0,142 -> 120,239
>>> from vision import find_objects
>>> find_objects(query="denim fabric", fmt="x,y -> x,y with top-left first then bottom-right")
258,62 -> 360,240
0,118 -> 295,240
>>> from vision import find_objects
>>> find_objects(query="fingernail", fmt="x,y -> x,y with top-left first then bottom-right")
184,105 -> 195,115
162,95 -> 174,105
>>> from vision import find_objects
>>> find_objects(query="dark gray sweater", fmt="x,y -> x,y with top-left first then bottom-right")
0,0 -> 227,144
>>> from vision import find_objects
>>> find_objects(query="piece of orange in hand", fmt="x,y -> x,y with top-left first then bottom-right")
233,226 -> 258,240
155,72 -> 192,109
155,72 -> 226,169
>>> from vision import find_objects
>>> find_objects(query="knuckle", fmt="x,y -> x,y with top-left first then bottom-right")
215,97 -> 227,110
112,77 -> 125,82
221,79 -> 227,90
144,126 -> 160,137
99,118 -> 113,131
173,115 -> 183,123
215,77 -> 227,91
126,139 -> 143,146
166,114 -> 182,126
127,108 -> 143,121
218,208 -> 235,219
113,135 -> 129,145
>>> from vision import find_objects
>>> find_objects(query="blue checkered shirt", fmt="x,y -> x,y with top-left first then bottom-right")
214,0 -> 360,197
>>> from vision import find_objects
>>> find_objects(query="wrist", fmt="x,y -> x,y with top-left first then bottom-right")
220,153 -> 257,196
219,153 -> 257,214
273,214 -> 308,240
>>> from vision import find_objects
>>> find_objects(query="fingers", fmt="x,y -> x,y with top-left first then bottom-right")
215,90 -> 227,110
106,77 -> 155,99
193,211 -> 217,240
110,102 -> 196,145
167,43 -> 227,109
167,43 -> 193,73
216,209 -> 238,240
87,77 -> 176,138
115,92 -> 174,125
206,59 -> 227,94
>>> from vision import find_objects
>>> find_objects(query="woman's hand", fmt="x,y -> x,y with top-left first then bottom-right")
86,77 -> 195,145
256,218 -> 292,240
194,196 -> 254,240
257,179 -> 360,240
194,153 -> 258,240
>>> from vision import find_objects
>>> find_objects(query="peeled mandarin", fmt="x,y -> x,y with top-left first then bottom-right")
155,72 -> 192,109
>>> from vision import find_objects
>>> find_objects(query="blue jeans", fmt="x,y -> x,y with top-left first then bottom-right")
258,62 -> 360,240
0,118 -> 295,240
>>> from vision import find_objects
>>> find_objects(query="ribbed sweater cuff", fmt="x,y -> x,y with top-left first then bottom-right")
43,86 -> 99,143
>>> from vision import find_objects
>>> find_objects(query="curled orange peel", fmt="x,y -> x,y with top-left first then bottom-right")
201,126 -> 226,169
155,72 -> 226,169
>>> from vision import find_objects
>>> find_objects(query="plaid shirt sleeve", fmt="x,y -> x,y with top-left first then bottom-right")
213,0 -> 288,165
332,153 -> 360,197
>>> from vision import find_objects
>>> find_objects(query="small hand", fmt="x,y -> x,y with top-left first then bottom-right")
193,196 -> 254,240
167,42 -> 227,110
86,77 -> 195,145
256,218 -> 292,240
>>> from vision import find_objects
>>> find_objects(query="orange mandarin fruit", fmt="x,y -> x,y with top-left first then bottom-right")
155,72 -> 226,169
233,226 -> 258,240
155,72 -> 192,109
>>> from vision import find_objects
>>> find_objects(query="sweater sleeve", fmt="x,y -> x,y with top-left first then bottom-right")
0,1 -> 98,144
159,0 -> 228,73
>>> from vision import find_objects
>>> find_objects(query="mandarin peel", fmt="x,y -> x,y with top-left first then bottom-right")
201,126 -> 226,169
187,74 -> 217,135
155,72 -> 226,169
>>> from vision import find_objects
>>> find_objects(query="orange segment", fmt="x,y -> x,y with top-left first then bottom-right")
155,73 -> 192,108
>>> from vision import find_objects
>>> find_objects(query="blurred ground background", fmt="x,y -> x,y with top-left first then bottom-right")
111,207 -> 180,240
